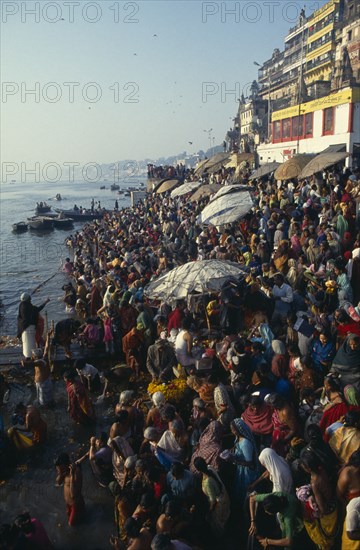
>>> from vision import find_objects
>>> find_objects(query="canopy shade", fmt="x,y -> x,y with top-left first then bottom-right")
210,184 -> 252,203
155,178 -> 183,194
199,188 -> 253,226
224,152 -> 254,169
194,152 -> 230,175
170,180 -> 202,199
298,152 -> 349,179
250,162 -> 280,180
194,158 -> 209,174
190,184 -> 221,201
274,155 -> 315,181
144,260 -> 246,301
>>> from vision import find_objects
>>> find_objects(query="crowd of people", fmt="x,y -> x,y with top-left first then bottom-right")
3,161 -> 360,549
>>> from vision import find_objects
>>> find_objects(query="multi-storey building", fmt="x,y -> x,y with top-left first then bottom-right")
256,86 -> 360,167
305,0 -> 343,84
228,0 -> 360,165
256,0 -> 349,131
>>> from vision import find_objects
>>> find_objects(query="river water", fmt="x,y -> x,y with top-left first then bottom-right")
0,179 -> 142,335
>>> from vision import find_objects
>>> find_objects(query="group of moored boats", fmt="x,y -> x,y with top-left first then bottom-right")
12,203 -> 75,232
12,184 -> 145,232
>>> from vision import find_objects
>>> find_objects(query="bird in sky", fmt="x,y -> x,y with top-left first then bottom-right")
153,34 -> 158,37
188,142 -> 193,145
133,53 -> 137,56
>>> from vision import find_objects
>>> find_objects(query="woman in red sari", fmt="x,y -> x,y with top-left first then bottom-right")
64,369 -> 95,425
319,375 -> 360,440
268,393 -> 302,457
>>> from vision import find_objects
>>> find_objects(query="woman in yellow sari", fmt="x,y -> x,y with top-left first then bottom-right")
299,447 -> 340,549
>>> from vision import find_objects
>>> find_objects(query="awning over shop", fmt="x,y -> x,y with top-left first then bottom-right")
320,144 -> 346,154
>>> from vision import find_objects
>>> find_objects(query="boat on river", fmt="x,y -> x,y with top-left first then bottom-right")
35,203 -> 52,214
54,208 -> 106,221
110,184 -> 120,191
52,217 -> 74,229
12,222 -> 28,233
28,217 -> 54,230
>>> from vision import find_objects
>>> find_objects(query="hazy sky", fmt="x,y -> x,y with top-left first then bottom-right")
2,0 -> 327,171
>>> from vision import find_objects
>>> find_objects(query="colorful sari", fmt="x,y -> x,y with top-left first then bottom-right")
232,418 -> 259,506
66,380 -> 95,425
190,421 -> 222,473
320,402 -> 360,440
304,507 -> 339,550
241,403 -> 273,436
202,468 -> 230,536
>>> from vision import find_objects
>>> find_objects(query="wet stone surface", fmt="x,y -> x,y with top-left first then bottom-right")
0,377 -> 119,550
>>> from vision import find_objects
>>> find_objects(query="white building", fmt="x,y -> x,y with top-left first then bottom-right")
256,86 -> 360,167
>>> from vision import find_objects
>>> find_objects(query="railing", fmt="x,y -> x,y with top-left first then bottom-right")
306,51 -> 333,71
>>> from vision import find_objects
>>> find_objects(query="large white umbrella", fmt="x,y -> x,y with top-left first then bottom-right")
210,184 -> 251,203
199,189 -> 253,226
144,260 -> 246,301
170,180 -> 202,199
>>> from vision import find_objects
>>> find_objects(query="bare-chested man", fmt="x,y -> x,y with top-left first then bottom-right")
32,349 -> 53,406
55,453 -> 85,526
337,450 -> 360,503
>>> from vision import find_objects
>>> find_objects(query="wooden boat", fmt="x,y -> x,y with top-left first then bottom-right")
52,217 -> 74,229
54,208 -> 105,221
110,184 -> 120,191
100,186 -> 106,189
12,222 -> 28,233
28,216 -> 54,230
35,203 -> 52,214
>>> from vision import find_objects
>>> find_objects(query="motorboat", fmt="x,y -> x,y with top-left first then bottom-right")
52,217 -> 74,229
54,208 -> 105,221
28,216 -> 54,230
35,203 -> 52,214
110,184 -> 120,191
12,221 -> 28,232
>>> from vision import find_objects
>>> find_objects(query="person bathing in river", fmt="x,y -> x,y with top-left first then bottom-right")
55,453 -> 85,527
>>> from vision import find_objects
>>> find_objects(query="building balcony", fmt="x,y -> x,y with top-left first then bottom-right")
285,21 -> 308,41
284,43 -> 303,58
306,54 -> 333,73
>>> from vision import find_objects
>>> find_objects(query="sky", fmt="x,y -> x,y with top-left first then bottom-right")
1,0 -> 328,176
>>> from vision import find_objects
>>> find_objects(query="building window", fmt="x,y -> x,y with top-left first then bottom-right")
282,118 -> 291,140
305,113 -> 313,137
273,121 -> 281,142
323,107 -> 334,135
347,30 -> 352,41
292,115 -> 304,139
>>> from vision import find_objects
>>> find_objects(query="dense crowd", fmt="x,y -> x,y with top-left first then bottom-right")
3,162 -> 360,549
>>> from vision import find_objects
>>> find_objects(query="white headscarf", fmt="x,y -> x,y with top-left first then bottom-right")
259,448 -> 294,494
152,391 -> 165,407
